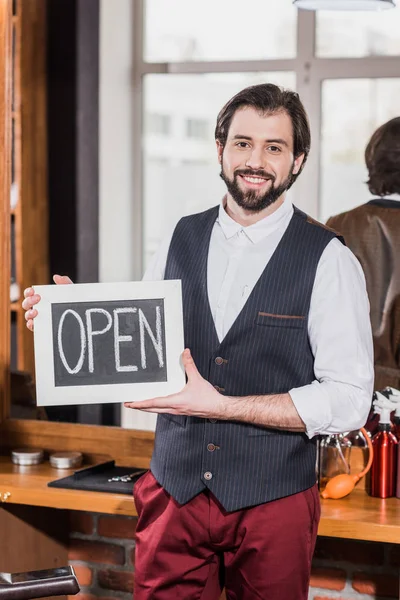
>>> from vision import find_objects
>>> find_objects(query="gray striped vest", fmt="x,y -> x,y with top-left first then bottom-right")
150,205 -> 341,511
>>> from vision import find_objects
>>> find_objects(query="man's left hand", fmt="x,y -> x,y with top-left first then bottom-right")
124,349 -> 227,419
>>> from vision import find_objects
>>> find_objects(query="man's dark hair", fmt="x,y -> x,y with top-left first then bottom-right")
365,117 -> 400,196
215,83 -> 311,185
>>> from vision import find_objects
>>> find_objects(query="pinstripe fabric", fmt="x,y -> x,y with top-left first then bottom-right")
150,205 -> 341,511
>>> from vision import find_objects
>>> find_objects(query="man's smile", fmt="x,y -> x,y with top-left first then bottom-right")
238,174 -> 272,189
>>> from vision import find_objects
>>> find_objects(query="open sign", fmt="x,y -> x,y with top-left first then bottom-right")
34,281 -> 185,406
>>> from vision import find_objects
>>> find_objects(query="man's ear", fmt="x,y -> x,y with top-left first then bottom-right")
216,140 -> 223,164
292,153 -> 305,175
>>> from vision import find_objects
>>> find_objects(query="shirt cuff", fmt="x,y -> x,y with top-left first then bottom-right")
289,381 -> 332,439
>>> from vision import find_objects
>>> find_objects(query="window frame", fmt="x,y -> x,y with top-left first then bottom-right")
133,1 -> 400,278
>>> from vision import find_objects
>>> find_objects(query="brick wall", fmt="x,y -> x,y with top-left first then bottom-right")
68,512 -> 136,600
68,512 -> 400,599
310,537 -> 400,600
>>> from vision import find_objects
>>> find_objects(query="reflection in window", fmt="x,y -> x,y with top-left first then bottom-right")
320,78 -> 400,222
144,0 -> 297,62
317,10 -> 400,57
143,72 -> 296,271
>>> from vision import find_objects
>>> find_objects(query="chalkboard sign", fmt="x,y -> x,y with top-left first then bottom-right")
33,281 -> 185,406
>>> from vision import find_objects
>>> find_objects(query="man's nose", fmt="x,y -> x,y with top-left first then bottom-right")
245,148 -> 265,171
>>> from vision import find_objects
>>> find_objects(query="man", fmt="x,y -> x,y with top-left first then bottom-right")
327,117 -> 400,392
23,84 -> 373,600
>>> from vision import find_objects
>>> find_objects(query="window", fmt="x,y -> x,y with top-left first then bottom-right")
144,0 -> 297,62
320,78 -> 400,222
133,1 -> 400,275
317,10 -> 400,57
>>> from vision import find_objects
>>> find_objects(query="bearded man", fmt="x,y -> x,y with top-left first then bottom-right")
23,84 -> 373,600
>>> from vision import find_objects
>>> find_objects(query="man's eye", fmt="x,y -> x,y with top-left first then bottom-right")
268,146 -> 281,153
236,142 -> 249,148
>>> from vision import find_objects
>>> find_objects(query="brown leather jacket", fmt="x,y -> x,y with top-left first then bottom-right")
327,199 -> 400,391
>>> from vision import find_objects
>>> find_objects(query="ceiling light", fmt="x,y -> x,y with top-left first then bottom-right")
293,0 -> 395,9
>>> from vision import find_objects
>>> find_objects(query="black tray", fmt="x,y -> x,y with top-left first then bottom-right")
47,460 -> 147,495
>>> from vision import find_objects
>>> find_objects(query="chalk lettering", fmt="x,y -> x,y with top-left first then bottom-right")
58,309 -> 86,374
138,306 -> 164,369
113,307 -> 138,372
52,299 -> 167,386
86,308 -> 113,373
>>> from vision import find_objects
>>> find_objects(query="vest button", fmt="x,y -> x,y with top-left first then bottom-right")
209,419 -> 217,423
215,356 -> 224,365
204,471 -> 213,481
207,443 -> 216,452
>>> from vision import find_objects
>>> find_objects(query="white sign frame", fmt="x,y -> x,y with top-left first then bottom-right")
33,280 -> 185,407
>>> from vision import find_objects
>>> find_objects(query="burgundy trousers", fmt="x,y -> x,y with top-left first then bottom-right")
133,471 -> 320,600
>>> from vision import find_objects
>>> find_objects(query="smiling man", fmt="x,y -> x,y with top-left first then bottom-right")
219,107 -> 302,214
125,84 -> 374,600
23,84 -> 374,600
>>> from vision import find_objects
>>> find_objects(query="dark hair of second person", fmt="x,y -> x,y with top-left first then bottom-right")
365,116 -> 400,197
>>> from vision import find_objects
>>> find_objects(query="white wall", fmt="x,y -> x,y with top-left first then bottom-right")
99,0 -> 134,285
99,0 -> 157,432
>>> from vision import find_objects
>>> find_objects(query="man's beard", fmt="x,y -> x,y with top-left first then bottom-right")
220,165 -> 295,213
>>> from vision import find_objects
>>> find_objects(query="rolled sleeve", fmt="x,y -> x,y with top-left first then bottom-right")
289,383 -> 331,439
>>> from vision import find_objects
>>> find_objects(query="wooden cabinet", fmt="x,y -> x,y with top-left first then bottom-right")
0,0 -> 12,423
10,0 -> 48,377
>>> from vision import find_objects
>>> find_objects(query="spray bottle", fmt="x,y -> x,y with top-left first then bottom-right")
384,387 -> 400,498
369,392 -> 398,498
385,387 -> 400,440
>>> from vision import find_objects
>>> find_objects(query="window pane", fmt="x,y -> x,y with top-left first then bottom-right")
143,72 -> 296,271
317,10 -> 400,57
320,78 -> 400,222
144,0 -> 297,62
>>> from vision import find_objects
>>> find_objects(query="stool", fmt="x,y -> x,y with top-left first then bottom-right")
0,566 -> 79,599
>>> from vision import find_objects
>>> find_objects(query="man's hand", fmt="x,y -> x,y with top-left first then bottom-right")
22,274 -> 73,331
124,349 -> 306,432
124,348 -> 227,419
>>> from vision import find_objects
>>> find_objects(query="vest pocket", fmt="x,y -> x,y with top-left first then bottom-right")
159,413 -> 187,427
247,424 -> 278,437
256,312 -> 306,329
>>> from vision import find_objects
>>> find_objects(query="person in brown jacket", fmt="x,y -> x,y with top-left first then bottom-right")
327,117 -> 400,391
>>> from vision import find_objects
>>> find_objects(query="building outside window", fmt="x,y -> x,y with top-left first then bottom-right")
145,113 -> 171,136
185,118 -> 209,140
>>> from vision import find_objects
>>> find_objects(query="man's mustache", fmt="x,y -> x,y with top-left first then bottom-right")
234,169 -> 275,182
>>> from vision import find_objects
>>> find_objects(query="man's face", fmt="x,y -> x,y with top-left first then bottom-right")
217,107 -> 304,212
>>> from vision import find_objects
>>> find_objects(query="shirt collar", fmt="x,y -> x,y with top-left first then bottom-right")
376,193 -> 400,201
217,194 -> 294,244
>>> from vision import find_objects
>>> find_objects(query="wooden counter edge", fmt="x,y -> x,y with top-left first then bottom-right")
1,471 -> 400,544
2,487 -> 400,544
0,481 -> 138,516
318,516 -> 400,544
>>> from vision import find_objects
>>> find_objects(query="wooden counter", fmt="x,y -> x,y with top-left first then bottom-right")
0,457 -> 136,515
1,457 -> 400,544
319,490 -> 400,544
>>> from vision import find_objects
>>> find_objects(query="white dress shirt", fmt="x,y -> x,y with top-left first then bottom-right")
143,196 -> 374,438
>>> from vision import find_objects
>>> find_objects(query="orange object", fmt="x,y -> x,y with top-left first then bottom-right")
320,427 -> 373,499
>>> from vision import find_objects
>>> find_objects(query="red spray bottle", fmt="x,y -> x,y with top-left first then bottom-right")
384,387 -> 400,498
369,394 -> 398,499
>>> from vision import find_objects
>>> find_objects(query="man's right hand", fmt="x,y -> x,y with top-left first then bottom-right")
22,274 -> 73,331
